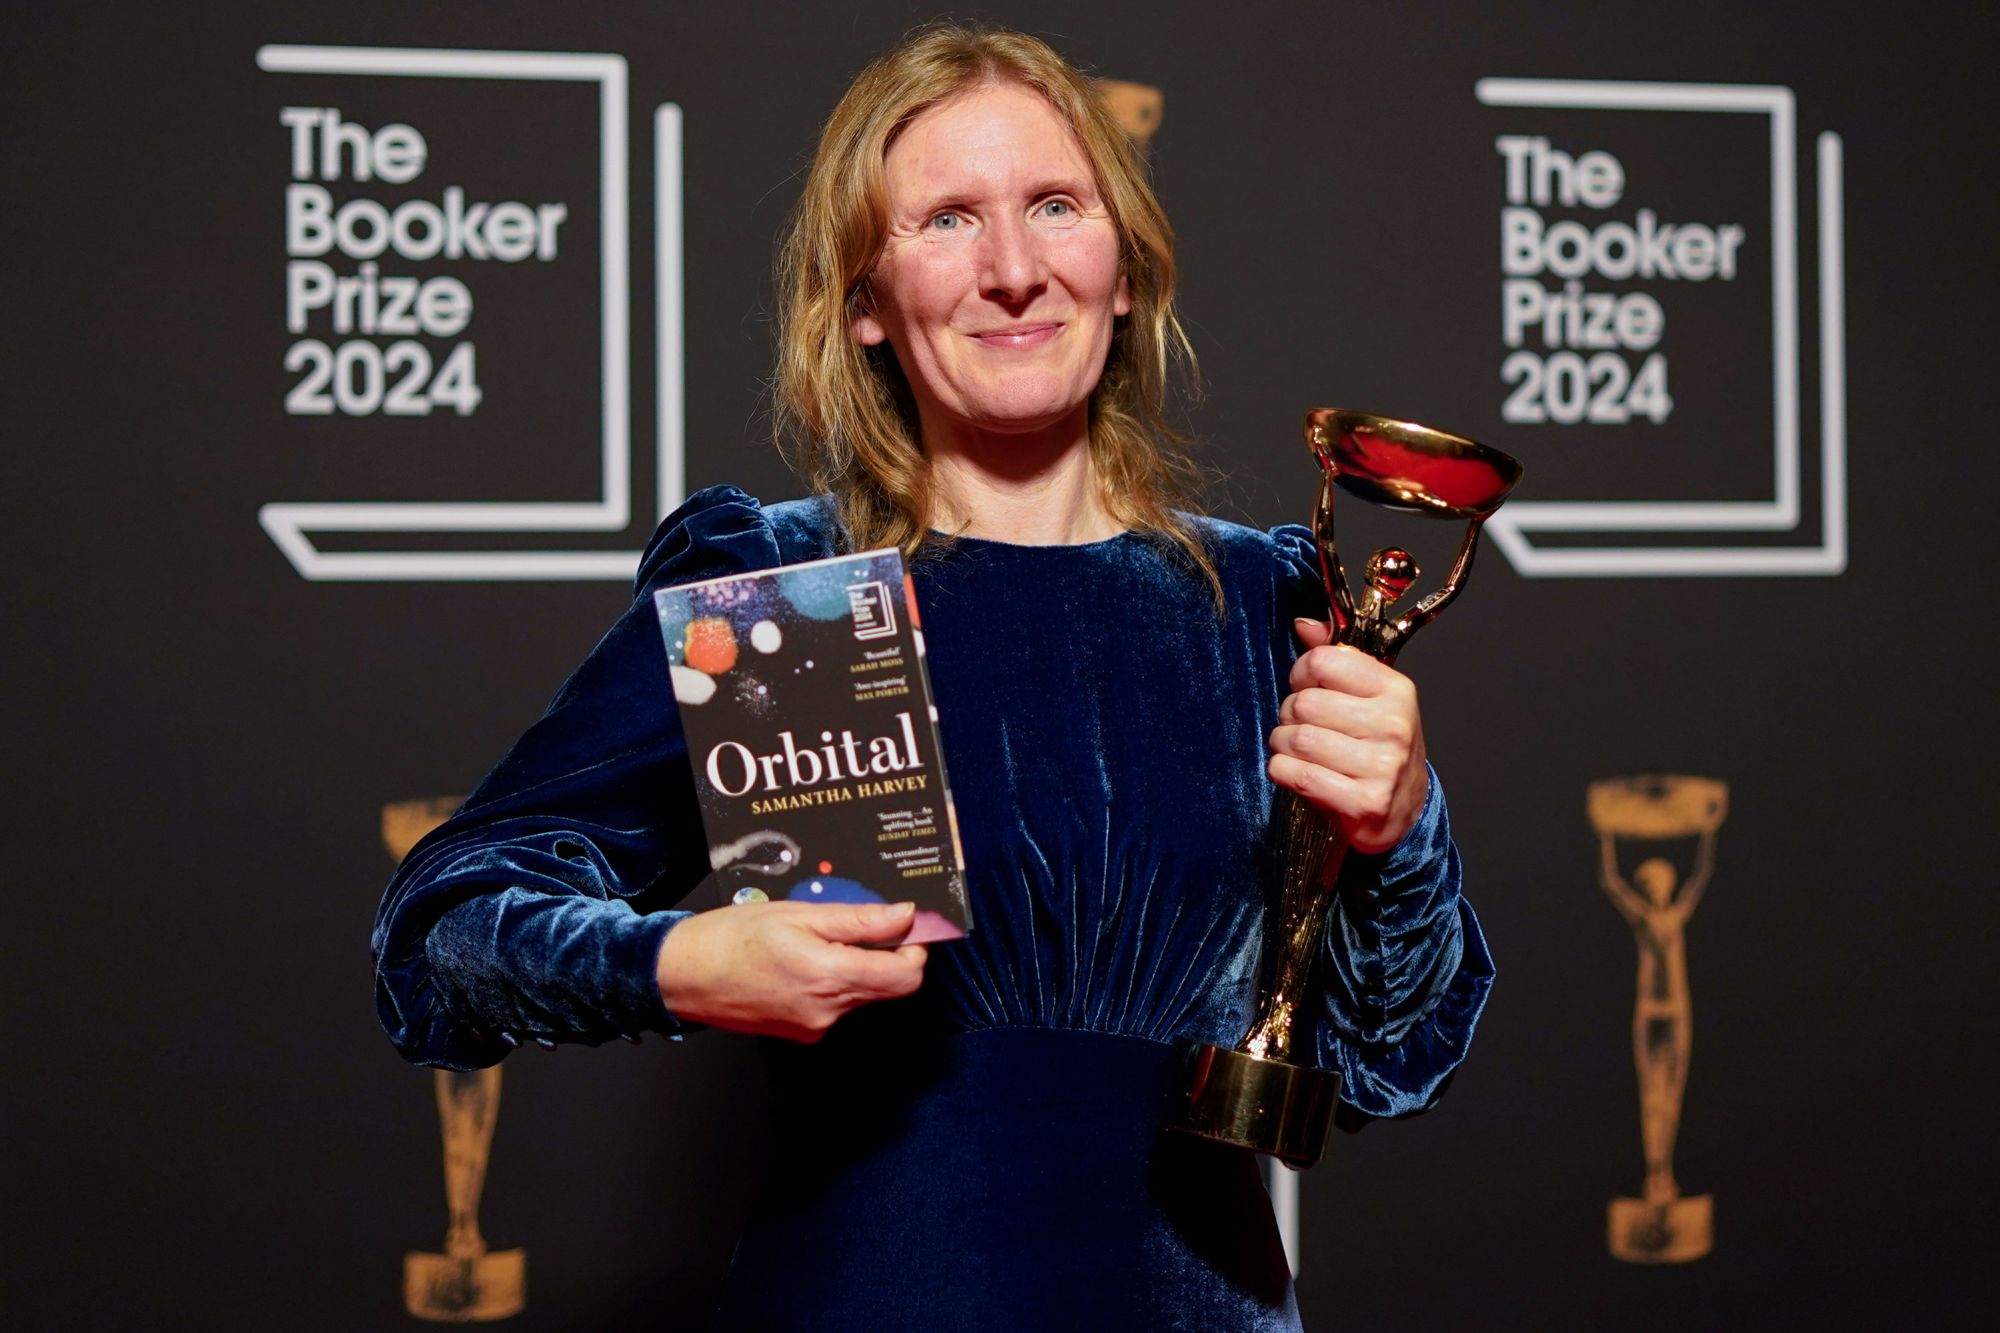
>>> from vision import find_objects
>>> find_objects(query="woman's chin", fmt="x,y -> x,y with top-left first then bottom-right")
949,394 -> 1093,439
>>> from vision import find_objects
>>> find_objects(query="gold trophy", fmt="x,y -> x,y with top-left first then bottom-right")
404,1067 -> 527,1320
1588,775 -> 1725,1263
383,799 -> 528,1321
1174,410 -> 1522,1169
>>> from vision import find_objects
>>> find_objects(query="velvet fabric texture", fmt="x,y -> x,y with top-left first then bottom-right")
372,486 -> 1494,1330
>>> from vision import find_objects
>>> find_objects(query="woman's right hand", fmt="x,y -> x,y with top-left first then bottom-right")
654,900 -> 929,1043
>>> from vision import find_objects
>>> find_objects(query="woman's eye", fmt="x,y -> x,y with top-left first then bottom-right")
1039,198 -> 1077,221
927,212 -> 962,232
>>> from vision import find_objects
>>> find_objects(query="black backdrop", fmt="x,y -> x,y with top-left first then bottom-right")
7,2 -> 1996,1328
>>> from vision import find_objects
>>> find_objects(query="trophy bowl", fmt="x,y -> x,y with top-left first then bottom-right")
1306,409 -> 1522,518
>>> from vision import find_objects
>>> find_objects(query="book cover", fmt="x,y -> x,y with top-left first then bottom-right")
654,549 -> 970,943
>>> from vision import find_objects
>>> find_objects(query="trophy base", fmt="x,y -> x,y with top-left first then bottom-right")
403,1247 -> 526,1322
1607,1195 -> 1713,1263
1172,1043 -> 1342,1170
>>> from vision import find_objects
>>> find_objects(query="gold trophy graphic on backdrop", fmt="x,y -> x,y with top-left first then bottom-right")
1587,775 -> 1726,1263
1094,79 -> 1162,148
382,799 -> 527,1322
1174,410 -> 1522,1168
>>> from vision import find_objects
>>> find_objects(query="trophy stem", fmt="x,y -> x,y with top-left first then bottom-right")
1176,793 -> 1350,1170
1241,794 -> 1350,1062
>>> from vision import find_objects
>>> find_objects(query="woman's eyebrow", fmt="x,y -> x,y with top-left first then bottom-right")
901,189 -> 971,219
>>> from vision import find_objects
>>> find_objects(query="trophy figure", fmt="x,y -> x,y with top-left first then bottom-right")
383,799 -> 527,1321
404,1067 -> 527,1320
1587,775 -> 1726,1263
1174,410 -> 1522,1168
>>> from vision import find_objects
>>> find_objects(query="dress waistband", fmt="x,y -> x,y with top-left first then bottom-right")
763,1024 -> 1195,1162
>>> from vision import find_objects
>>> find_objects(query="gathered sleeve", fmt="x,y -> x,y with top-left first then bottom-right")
370,486 -> 812,1071
1270,524 -> 1497,1122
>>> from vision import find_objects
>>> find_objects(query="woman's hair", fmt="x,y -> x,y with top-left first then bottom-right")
774,23 -> 1217,592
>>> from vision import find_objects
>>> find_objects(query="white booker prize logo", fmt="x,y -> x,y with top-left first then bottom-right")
1474,79 -> 1847,578
255,45 -> 687,581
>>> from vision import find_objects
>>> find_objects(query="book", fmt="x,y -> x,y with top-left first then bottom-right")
653,549 -> 971,943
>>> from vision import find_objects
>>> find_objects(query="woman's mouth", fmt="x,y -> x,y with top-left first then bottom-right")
969,322 -> 1063,349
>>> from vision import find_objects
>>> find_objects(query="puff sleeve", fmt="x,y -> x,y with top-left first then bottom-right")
370,487 -> 830,1071
1271,524 -> 1496,1122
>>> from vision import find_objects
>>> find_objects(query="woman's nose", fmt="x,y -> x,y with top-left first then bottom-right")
977,215 -> 1049,304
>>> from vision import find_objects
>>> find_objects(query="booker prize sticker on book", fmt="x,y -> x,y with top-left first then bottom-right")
654,550 -> 972,945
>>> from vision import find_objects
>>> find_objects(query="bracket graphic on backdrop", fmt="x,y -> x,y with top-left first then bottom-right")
1475,79 -> 1847,578
255,45 -> 684,581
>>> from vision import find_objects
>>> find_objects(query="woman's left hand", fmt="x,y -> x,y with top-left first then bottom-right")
1268,618 -> 1430,855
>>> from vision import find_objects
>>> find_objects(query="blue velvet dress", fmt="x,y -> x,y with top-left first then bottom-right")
373,486 -> 1493,1331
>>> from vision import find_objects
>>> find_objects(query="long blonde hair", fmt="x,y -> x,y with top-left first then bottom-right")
774,23 -> 1217,594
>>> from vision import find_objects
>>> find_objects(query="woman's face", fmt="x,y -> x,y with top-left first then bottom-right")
855,82 -> 1131,441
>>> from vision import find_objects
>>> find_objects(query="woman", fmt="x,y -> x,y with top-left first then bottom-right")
374,24 -> 1491,1330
